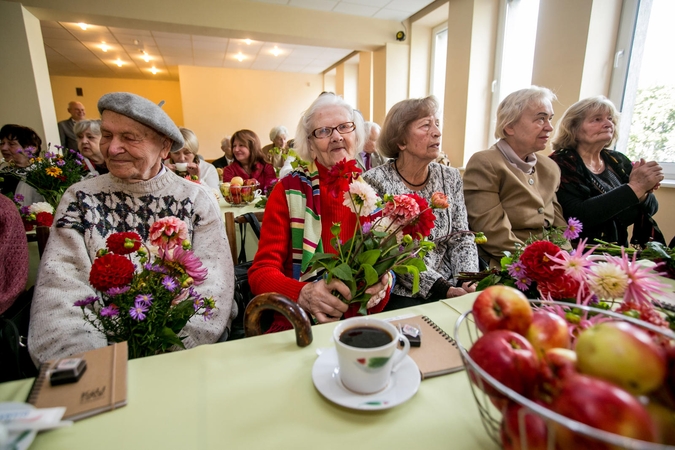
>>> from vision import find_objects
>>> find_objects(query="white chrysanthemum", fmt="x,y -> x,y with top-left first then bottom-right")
587,262 -> 629,299
29,202 -> 54,214
343,180 -> 379,216
371,216 -> 403,244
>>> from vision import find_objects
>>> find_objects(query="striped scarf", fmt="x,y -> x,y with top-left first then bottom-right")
281,161 -> 324,282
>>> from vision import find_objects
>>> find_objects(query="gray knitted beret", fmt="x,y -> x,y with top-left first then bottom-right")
98,92 -> 184,152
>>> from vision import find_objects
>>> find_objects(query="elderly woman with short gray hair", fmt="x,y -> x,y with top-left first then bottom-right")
74,119 -> 107,176
363,96 -> 478,309
262,125 -> 289,168
463,86 -> 566,268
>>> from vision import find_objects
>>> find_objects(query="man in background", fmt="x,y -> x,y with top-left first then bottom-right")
57,101 -> 86,151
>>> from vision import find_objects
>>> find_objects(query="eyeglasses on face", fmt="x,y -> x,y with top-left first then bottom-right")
310,122 -> 356,139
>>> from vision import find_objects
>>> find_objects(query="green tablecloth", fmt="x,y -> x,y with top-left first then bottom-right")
0,294 -> 498,450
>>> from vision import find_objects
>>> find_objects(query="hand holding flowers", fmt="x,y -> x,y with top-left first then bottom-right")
74,217 -> 216,359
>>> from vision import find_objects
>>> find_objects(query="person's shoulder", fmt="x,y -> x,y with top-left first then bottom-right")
466,147 -> 498,164
434,162 -> 460,177
362,160 -> 393,181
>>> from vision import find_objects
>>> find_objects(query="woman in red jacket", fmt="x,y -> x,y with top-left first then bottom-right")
248,93 -> 390,333
221,129 -> 276,194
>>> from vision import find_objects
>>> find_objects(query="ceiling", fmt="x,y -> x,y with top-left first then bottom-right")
40,0 -> 437,81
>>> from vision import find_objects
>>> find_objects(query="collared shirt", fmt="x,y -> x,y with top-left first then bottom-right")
495,139 -> 537,174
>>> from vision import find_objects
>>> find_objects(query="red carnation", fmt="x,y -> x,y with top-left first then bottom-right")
401,194 -> 436,239
537,272 -> 582,300
106,232 -> 142,255
89,253 -> 135,292
325,158 -> 361,198
519,240 -> 561,284
35,212 -> 54,227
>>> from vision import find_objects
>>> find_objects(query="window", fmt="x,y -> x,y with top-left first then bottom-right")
430,23 -> 448,111
610,0 -> 675,178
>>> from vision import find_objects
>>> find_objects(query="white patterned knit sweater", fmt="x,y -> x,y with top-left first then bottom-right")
28,170 -> 235,364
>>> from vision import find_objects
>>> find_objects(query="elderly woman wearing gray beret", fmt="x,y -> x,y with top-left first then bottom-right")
28,92 -> 235,365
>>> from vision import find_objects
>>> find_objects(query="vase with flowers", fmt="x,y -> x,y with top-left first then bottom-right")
10,195 -> 54,231
74,217 -> 216,359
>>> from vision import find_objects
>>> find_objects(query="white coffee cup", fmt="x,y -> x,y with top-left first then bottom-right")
333,317 -> 410,394
175,162 -> 188,172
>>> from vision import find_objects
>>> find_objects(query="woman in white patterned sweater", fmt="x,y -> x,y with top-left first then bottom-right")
28,93 -> 235,365
362,96 -> 478,310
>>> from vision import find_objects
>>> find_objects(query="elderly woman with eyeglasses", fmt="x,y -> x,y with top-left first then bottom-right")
248,94 -> 390,333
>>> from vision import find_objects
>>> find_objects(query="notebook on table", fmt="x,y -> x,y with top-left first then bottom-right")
27,342 -> 128,421
390,315 -> 464,380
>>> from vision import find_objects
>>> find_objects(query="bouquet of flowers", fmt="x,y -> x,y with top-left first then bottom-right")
476,218 -> 673,332
74,217 -> 216,359
1,145 -> 85,210
10,195 -> 54,231
591,239 -> 675,279
308,159 -> 450,315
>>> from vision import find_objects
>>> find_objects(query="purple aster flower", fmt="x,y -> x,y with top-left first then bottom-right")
13,194 -> 24,203
76,153 -> 84,160
563,217 -> 583,240
507,260 -> 526,279
193,298 -> 204,311
162,276 -> 178,291
56,159 -> 66,167
20,206 -> 30,215
514,276 -> 532,291
144,262 -> 169,274
23,147 -> 36,157
202,307 -> 214,320
74,296 -> 98,307
44,151 -> 56,159
106,286 -> 130,296
129,304 -> 148,321
68,148 -> 76,153
100,305 -> 119,317
362,221 -> 372,234
74,160 -> 82,165
135,294 -> 153,307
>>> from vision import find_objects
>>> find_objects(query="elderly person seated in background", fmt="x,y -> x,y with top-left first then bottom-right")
262,125 -> 289,169
248,93 -> 390,332
363,96 -> 478,310
463,86 -> 566,268
75,119 -> 107,176
28,92 -> 234,365
550,96 -> 664,246
0,124 -> 44,206
212,135 -> 232,169
222,129 -> 276,193
165,127 -> 220,190
356,121 -> 386,171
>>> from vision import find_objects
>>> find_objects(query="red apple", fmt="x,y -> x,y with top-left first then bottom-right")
244,178 -> 258,186
230,176 -> 244,186
502,401 -> 549,450
575,321 -> 666,395
526,310 -> 570,357
472,285 -> 533,335
468,330 -> 539,399
644,397 -> 675,445
551,374 -> 658,450
538,348 -> 577,399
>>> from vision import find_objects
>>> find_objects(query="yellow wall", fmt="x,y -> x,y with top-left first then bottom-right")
50,76 -> 184,127
178,65 -> 322,160
654,188 -> 675,243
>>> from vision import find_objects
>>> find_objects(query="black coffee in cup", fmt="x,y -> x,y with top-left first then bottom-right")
339,326 -> 393,349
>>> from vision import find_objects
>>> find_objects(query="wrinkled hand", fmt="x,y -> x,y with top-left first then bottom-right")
446,281 -> 476,298
629,159 -> 663,199
365,273 -> 390,309
298,279 -> 350,323
186,162 -> 201,178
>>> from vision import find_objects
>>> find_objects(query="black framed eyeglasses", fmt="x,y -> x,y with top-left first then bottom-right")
310,122 -> 356,139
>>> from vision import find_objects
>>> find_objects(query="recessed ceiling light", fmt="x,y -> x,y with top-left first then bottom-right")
244,39 -> 252,45
116,58 -> 123,67
101,42 -> 109,52
272,46 -> 281,57
151,66 -> 158,74
78,23 -> 88,30
142,52 -> 151,62
236,52 -> 245,62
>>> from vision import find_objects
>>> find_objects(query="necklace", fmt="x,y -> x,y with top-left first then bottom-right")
394,159 -> 430,187
584,158 -> 605,174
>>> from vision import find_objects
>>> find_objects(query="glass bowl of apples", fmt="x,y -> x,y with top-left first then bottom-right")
454,287 -> 675,450
220,177 -> 261,206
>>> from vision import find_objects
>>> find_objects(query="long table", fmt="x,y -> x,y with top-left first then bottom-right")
0,293 -> 498,450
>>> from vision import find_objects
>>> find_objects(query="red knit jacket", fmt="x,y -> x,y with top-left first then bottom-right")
248,162 -> 389,331
222,160 -> 276,194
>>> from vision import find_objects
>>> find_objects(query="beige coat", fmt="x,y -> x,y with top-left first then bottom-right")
463,145 -> 566,267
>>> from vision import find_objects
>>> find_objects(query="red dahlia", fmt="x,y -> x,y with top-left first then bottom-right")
35,212 -> 54,227
89,253 -> 134,292
106,232 -> 142,255
537,272 -> 582,300
519,240 -> 561,284
401,194 -> 436,239
325,158 -> 361,198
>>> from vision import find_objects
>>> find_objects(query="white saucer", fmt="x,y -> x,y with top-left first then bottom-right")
0,402 -> 38,450
312,347 -> 421,410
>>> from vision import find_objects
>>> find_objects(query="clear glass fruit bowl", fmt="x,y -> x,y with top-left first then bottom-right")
453,300 -> 675,450
220,180 -> 260,206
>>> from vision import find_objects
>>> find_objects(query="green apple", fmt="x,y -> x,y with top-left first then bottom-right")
575,321 -> 666,395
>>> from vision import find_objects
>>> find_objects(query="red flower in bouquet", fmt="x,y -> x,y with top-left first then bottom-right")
106,232 -> 142,255
401,194 -> 436,239
537,271 -> 583,300
520,240 -> 562,284
325,158 -> 361,198
89,253 -> 135,292
35,212 -> 54,227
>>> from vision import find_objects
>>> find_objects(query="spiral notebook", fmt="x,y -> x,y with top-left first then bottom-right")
390,315 -> 464,379
27,342 -> 128,421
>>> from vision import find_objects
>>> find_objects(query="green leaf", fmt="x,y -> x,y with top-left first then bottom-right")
500,255 -> 513,269
406,257 -> 427,272
332,263 -> 354,281
477,274 -> 502,291
160,327 -> 185,348
331,223 -> 341,237
362,264 -> 378,286
356,249 -> 381,266
368,357 -> 390,369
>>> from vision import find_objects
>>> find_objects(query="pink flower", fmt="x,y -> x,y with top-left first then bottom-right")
382,194 -> 420,225
160,246 -> 208,285
604,250 -> 669,307
547,239 -> 596,283
149,217 -> 188,250
430,192 -> 449,209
